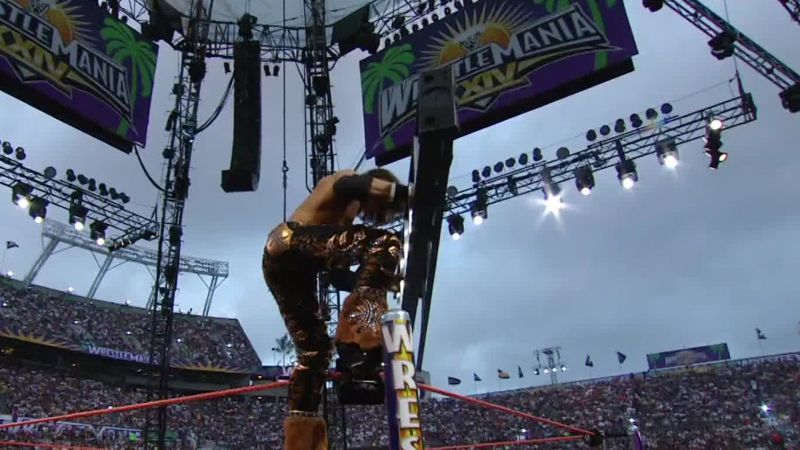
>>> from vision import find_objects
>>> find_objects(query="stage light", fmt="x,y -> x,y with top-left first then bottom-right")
493,162 -> 504,174
543,368 -> 549,374
507,176 -> 518,195
11,183 -> 32,208
471,188 -> 488,225
656,139 -> 679,169
77,174 -> 88,185
518,153 -> 529,165
532,147 -> 543,161
534,368 -> 540,375
760,404 -> 770,413
616,160 -> 638,189
614,119 -> 626,133
661,103 -> 673,115
780,83 -> 800,113
273,65 -> 280,76
67,287 -> 74,293
708,118 -> 724,131
14,147 -> 25,161
706,149 -> 728,170
481,166 -> 491,179
223,62 -> 231,74
263,65 -> 271,76
391,15 -> 405,29
709,30 -> 736,60
643,0 -> 664,12
69,204 -> 88,231
630,114 -> 643,128
645,108 -> 658,121
505,158 -> 515,169
560,365 -> 566,372
90,221 -> 108,246
586,130 -> 597,141
599,125 -> 611,136
447,215 -> 465,240
28,197 -> 48,224
1,142 -> 11,155
471,170 -> 480,184
574,166 -> 595,196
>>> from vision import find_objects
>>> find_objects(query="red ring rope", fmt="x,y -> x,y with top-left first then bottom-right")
419,383 -> 594,436
0,441 -> 104,449
429,435 -> 586,449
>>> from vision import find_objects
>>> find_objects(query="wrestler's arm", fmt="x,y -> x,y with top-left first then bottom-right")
332,174 -> 408,205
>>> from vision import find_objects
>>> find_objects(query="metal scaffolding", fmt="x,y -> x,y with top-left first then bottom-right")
778,0 -> 800,24
24,220 -> 228,313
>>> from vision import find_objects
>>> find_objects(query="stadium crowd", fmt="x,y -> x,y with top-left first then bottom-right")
0,282 -> 260,370
0,353 -> 797,449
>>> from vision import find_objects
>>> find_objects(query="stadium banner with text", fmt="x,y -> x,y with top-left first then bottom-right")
0,0 -> 159,153
361,0 -> 638,165
647,343 -> 731,370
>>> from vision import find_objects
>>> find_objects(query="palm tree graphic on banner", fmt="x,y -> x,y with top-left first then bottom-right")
361,43 -> 415,152
533,0 -> 619,70
100,18 -> 157,139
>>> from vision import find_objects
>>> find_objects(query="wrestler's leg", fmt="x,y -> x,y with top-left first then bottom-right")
262,250 -> 330,415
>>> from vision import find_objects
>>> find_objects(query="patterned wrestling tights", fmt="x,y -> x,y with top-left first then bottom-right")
262,222 -> 401,414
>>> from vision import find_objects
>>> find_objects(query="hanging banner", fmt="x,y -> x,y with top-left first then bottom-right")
360,0 -> 639,164
0,0 -> 159,153
647,343 -> 731,370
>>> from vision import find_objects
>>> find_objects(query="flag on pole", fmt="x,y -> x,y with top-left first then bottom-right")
447,376 -> 461,385
497,369 -> 510,379
5,241 -> 18,249
518,366 -> 524,378
617,352 -> 627,364
585,355 -> 594,367
473,373 -> 482,382
756,328 -> 767,340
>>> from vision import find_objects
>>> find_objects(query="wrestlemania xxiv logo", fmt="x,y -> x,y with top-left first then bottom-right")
0,0 -> 156,137
362,1 -> 621,146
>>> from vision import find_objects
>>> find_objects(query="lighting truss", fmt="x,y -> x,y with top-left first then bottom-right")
443,93 -> 756,217
0,154 -> 156,238
778,0 -> 800,24
662,0 -> 799,93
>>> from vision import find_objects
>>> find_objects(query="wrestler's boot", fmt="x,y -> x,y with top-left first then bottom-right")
284,348 -> 330,449
334,232 -> 401,404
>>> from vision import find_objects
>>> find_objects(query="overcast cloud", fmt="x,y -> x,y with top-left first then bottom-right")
0,0 -> 798,394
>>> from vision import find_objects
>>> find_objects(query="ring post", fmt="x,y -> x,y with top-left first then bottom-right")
382,309 -> 425,450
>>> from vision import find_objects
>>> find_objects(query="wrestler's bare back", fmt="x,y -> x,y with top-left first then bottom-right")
289,170 -> 394,226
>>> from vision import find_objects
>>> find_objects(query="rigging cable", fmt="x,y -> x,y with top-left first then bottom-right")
134,145 -> 167,193
282,0 -> 289,221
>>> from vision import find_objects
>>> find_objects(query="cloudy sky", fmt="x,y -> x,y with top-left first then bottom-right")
0,0 -> 798,394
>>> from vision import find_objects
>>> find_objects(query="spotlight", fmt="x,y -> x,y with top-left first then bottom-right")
780,83 -> 800,113
263,65 -> 271,76
99,183 -> 109,196
505,158 -> 515,169
273,65 -> 280,76
645,108 -> 658,121
471,170 -> 480,184
481,166 -> 491,179
532,148 -> 543,161
542,169 -> 564,215
391,15 -> 405,29
656,139 -> 679,169
14,147 -> 25,161
708,118 -> 724,131
43,167 -> 57,179
471,188 -> 488,225
614,119 -> 626,134
574,166 -> 595,196
66,169 -> 77,182
493,162 -> 504,174
534,368 -> 540,376
1,142 -> 11,155
708,30 -> 736,60
661,103 -> 673,115
543,368 -> 549,374
223,62 -> 231,74
560,365 -> 566,372
77,174 -> 88,185
586,130 -> 597,141
630,114 -> 643,128
507,176 -> 518,195
90,221 -> 109,246
643,0 -> 664,12
599,125 -> 611,136
28,197 -> 48,223
616,159 -> 638,189
760,404 -> 770,413
11,183 -> 32,208
518,153 -> 529,165
69,204 -> 88,231
447,215 -> 465,240
706,148 -> 728,170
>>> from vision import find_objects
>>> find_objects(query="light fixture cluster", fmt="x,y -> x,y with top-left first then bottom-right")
586,103 -> 674,142
384,0 -> 475,48
65,169 -> 130,203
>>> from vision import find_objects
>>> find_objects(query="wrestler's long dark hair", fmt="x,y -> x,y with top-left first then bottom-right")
359,168 -> 406,226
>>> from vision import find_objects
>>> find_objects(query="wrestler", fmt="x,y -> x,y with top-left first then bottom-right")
262,168 -> 408,450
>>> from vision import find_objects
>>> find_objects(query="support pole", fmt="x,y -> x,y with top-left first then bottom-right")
202,275 -> 219,316
86,254 -> 114,299
23,238 -> 57,286
382,310 -> 424,450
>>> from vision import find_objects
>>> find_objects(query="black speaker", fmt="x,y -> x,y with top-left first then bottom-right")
222,41 -> 262,192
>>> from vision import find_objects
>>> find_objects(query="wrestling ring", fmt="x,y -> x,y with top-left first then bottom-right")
0,375 -> 613,450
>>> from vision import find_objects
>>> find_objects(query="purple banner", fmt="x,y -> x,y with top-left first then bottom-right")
360,0 -> 638,163
647,343 -> 731,370
0,0 -> 159,153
